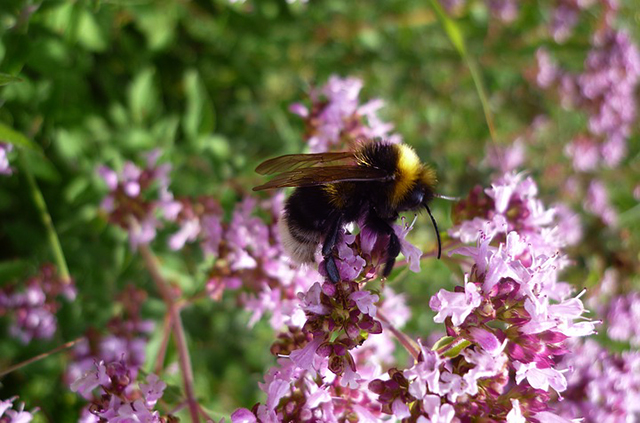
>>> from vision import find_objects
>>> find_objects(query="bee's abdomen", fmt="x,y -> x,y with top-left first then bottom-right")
279,187 -> 335,264
278,215 -> 318,263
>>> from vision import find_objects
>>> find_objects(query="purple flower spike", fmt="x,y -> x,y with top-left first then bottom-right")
290,75 -> 401,153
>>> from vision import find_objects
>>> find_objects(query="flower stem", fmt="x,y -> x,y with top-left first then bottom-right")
18,152 -> 71,283
0,337 -> 83,378
428,0 -> 497,144
378,311 -> 421,360
154,312 -> 173,375
139,244 -> 200,423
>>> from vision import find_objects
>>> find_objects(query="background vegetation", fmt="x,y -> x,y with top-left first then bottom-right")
0,0 -> 638,421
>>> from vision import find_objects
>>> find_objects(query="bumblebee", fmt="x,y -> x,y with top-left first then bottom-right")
253,141 -> 441,283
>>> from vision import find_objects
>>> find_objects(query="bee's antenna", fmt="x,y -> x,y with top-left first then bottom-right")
434,194 -> 460,202
424,203 -> 442,259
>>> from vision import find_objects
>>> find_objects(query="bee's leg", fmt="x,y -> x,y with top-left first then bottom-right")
322,215 -> 344,283
324,256 -> 340,284
383,231 -> 401,278
365,214 -> 401,278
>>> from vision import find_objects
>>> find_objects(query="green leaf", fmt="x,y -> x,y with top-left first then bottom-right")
432,335 -> 472,358
428,0 -> 466,55
0,122 -> 39,150
0,260 -> 30,285
183,69 -> 216,140
54,128 -> 86,161
134,4 -> 180,51
128,68 -> 159,124
76,8 -> 107,52
21,148 -> 61,183
0,73 -> 22,86
144,314 -> 168,375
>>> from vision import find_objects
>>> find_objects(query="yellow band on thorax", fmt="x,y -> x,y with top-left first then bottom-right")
392,144 -> 421,205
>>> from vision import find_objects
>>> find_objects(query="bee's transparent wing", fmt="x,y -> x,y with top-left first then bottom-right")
255,152 -> 355,175
252,165 -> 391,191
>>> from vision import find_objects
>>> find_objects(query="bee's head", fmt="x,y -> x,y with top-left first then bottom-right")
396,166 -> 437,212
395,163 -> 441,259
392,144 -> 437,208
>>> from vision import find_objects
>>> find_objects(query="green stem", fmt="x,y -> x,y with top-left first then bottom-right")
465,57 -> 498,143
18,152 -> 71,283
428,0 -> 497,144
139,244 -> 201,423
378,311 -> 421,361
0,337 -> 83,378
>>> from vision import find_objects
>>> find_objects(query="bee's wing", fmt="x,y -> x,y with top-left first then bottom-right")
255,152 -> 355,175
252,165 -> 391,191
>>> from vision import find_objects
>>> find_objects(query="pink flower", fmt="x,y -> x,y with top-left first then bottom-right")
231,408 -> 257,423
420,399 -> 455,423
168,218 -> 201,250
393,217 -> 423,273
97,165 -> 118,190
139,374 -> 166,407
485,137 -> 526,173
0,397 -> 37,423
336,236 -> 366,281
291,75 -> 400,152
290,335 -> 325,372
350,290 -> 379,318
298,282 -> 330,316
114,399 -> 160,422
585,179 -> 617,225
430,280 -> 482,326
564,136 -> 600,172
70,361 -> 110,397
506,399 -> 526,423
468,327 -> 503,356
404,349 -> 442,399
70,360 -> 168,421
0,143 -> 13,176
514,361 -> 567,394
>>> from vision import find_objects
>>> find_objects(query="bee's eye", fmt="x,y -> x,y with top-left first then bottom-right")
404,189 -> 424,209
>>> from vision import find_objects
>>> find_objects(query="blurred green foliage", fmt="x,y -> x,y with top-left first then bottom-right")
0,0 -> 638,421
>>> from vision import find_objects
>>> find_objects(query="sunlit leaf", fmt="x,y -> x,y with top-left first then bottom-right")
0,73 -> 22,86
432,335 -> 472,358
183,69 -> 216,140
128,67 -> 159,124
0,122 -> 39,150
0,260 -> 30,285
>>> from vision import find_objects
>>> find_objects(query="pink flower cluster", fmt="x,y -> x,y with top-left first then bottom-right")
0,397 -> 37,422
98,150 -> 173,250
65,286 -> 154,395
98,152 -> 321,330
289,75 -> 401,153
450,171 -> 582,252
603,291 -> 640,348
547,0 -> 615,43
0,264 -> 76,344
0,142 -> 12,176
232,285 -> 412,423
71,360 -> 168,422
536,28 -> 640,169
230,177 -> 419,420
318,217 -> 423,283
365,171 -> 595,421
203,194 -> 322,330
230,169 -> 434,421
552,339 -> 640,421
